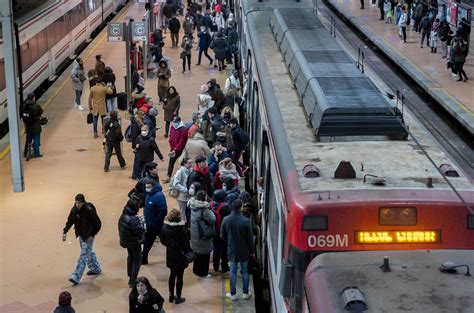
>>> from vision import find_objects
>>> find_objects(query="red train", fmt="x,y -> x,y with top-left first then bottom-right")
236,1 -> 474,313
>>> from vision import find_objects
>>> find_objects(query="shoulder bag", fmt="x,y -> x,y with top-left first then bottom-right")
197,208 -> 216,239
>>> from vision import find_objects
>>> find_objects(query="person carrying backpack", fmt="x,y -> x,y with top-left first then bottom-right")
210,189 -> 231,272
23,93 -> 44,159
104,111 -> 126,172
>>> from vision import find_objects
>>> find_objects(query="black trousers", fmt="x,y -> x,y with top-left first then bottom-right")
198,47 -> 213,64
166,151 -> 181,177
379,6 -> 384,19
212,238 -> 229,271
182,54 -> 191,72
104,141 -> 126,170
127,246 -> 142,282
142,228 -> 160,261
456,61 -> 468,80
193,253 -> 210,276
169,268 -> 185,296
401,26 -> 407,42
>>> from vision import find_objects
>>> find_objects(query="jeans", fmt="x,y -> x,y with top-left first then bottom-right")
212,237 -> 229,272
106,98 -> 116,113
169,268 -> 184,296
230,261 -> 249,295
75,90 -> 82,106
92,115 -> 104,134
127,246 -> 142,282
104,141 -> 126,170
71,237 -> 101,282
25,132 -> 41,157
198,47 -> 213,64
400,26 -> 406,42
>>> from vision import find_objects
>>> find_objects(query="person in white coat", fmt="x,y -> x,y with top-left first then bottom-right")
224,70 -> 241,95
71,58 -> 86,110
197,84 -> 214,116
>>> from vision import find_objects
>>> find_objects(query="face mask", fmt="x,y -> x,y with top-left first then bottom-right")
173,122 -> 179,128
146,187 -> 152,192
189,187 -> 195,196
141,131 -> 148,136
222,185 -> 227,191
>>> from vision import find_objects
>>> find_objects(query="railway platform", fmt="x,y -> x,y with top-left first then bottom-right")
324,0 -> 474,136
0,2 -> 255,313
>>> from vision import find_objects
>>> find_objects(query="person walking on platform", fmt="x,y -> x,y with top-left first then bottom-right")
384,0 -> 393,24
22,93 -> 44,159
169,14 -> 181,48
183,15 -> 195,37
118,199 -> 145,288
157,60 -> 171,101
360,0 -> 364,9
142,179 -> 168,264
62,194 -> 102,285
378,0 -> 385,20
181,34 -> 194,73
162,86 -> 181,137
71,57 -> 86,111
163,116 -> 188,182
53,291 -> 75,313
103,111 -> 126,172
189,190 -> 216,277
221,199 -> 254,300
420,13 -> 432,48
398,6 -> 408,43
89,79 -> 113,138
412,1 -> 424,32
196,26 -> 214,66
129,277 -> 165,312
172,157 -> 194,221
94,55 -> 105,79
160,208 -> 190,304
132,125 -> 164,180
453,39 -> 469,82
210,31 -> 229,71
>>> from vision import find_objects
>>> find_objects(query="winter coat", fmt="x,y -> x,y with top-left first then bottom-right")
160,220 -> 190,270
135,135 -> 164,162
71,61 -> 85,91
102,72 -> 117,99
23,100 -> 43,134
53,306 -> 76,313
215,14 -> 225,31
453,43 -> 468,63
183,18 -> 194,36
225,75 -> 241,93
63,202 -> 102,239
162,3 -> 176,18
157,64 -> 171,88
210,34 -> 228,60
169,122 -> 188,154
210,88 -> 226,113
221,211 -> 254,262
189,198 -> 216,254
163,94 -> 180,122
224,185 -> 241,206
187,164 -> 213,197
169,17 -> 181,33
182,133 -> 211,162
88,83 -> 112,116
210,115 -> 225,139
398,12 -> 408,27
197,92 -> 214,116
95,60 -> 105,78
181,37 -> 193,56
207,147 -> 230,176
213,171 -> 239,190
144,184 -> 167,231
130,116 -> 143,149
420,16 -> 431,33
200,118 -> 214,143
198,30 -> 212,49
118,213 -> 145,248
231,125 -> 249,151
173,165 -> 192,201
104,117 -> 124,144
129,288 -> 164,313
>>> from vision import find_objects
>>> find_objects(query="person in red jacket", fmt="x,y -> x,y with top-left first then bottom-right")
163,116 -> 188,183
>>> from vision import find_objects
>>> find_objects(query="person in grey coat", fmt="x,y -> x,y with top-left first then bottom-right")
172,157 -> 194,221
71,57 -> 86,110
189,190 -> 215,277
221,199 -> 254,300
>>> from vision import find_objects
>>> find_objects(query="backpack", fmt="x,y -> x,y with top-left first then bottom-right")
210,202 -> 225,234
124,124 -> 133,142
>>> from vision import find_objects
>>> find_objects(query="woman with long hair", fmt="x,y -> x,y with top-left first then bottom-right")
129,276 -> 164,312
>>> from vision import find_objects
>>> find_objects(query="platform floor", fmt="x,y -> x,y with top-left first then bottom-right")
0,3 -> 254,312
327,0 -> 473,121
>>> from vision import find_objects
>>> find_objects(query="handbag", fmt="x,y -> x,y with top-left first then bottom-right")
180,51 -> 186,59
183,250 -> 195,264
197,209 -> 216,239
87,112 -> 93,124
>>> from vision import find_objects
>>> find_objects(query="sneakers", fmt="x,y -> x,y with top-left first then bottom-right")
77,105 -> 84,111
226,293 -> 237,301
175,297 -> 186,304
86,270 -> 102,276
169,295 -> 175,303
242,292 -> 252,300
69,278 -> 78,286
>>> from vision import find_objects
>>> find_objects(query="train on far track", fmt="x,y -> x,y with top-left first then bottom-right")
0,0 -> 125,151
235,1 -> 474,312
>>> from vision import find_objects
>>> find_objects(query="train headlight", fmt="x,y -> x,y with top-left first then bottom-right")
302,215 -> 328,231
379,207 -> 417,226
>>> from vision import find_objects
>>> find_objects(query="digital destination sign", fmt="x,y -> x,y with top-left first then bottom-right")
355,230 -> 440,244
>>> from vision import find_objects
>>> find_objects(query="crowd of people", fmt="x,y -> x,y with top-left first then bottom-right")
366,0 -> 471,82
55,0 -> 262,311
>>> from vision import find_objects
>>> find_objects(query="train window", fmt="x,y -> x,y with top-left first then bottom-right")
86,0 -> 103,16
47,16 -> 68,49
70,3 -> 86,30
20,39 -> 37,71
0,60 -> 5,91
37,30 -> 48,57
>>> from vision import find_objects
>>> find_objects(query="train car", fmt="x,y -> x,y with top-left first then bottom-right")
303,250 -> 474,313
0,0 -> 124,151
235,1 -> 474,312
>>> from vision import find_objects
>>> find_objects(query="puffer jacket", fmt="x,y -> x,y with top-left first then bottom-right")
210,34 -> 228,61
144,184 -> 167,231
23,99 -> 43,134
118,213 -> 145,248
197,92 -> 214,116
188,198 -> 216,254
160,220 -> 190,270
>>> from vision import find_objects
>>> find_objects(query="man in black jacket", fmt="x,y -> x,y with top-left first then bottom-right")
104,110 -> 126,172
187,155 -> 213,197
229,118 -> 249,177
168,14 -> 181,47
129,162 -> 160,208
62,194 -> 102,285
221,200 -> 254,300
118,199 -> 145,287
23,93 -> 44,159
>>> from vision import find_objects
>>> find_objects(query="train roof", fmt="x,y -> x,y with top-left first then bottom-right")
304,250 -> 474,313
247,7 -> 474,193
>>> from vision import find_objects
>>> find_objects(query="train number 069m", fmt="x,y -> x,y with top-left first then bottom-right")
307,234 -> 349,248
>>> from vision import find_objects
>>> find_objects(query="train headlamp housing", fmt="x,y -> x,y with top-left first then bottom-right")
379,207 -> 417,226
302,215 -> 328,231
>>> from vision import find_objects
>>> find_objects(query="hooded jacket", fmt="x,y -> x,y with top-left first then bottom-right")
173,165 -> 192,201
160,220 -> 190,270
169,121 -> 188,154
181,132 -> 211,162
187,164 -> 213,197
188,198 -> 216,254
144,184 -> 167,231
23,99 -> 43,134
197,92 -> 214,116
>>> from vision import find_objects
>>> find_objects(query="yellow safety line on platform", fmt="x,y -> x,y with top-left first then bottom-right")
0,5 -> 131,160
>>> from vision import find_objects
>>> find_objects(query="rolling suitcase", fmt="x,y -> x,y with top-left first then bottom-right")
117,92 -> 127,111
